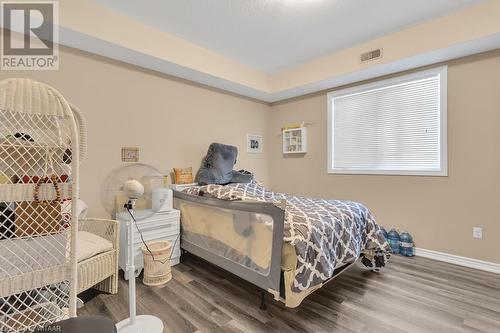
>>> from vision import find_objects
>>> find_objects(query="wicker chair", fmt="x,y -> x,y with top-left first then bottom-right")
69,105 -> 120,294
77,218 -> 120,294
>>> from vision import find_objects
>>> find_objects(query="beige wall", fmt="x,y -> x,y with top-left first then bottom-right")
268,50 -> 500,264
0,46 -> 271,217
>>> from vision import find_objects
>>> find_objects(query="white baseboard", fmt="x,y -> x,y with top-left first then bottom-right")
414,248 -> 500,274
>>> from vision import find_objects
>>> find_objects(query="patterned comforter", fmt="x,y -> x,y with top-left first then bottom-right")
183,182 -> 391,292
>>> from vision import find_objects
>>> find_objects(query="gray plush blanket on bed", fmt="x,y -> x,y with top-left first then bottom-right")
195,143 -> 253,185
183,182 -> 391,293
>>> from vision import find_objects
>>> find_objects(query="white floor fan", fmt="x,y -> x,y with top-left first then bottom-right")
100,163 -> 169,333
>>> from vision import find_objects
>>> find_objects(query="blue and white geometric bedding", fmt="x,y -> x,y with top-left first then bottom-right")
183,182 -> 391,292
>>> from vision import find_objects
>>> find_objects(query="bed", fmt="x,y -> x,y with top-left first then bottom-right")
173,181 -> 391,308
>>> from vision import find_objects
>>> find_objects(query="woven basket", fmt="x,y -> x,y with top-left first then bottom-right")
141,241 -> 172,286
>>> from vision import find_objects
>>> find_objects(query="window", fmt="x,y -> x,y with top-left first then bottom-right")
327,67 -> 447,176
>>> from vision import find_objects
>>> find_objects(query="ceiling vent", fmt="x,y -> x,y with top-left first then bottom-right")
360,48 -> 382,63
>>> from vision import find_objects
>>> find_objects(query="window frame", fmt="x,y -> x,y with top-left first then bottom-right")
327,66 -> 448,176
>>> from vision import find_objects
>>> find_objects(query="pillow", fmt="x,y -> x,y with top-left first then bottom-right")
77,231 -> 113,262
173,167 -> 194,184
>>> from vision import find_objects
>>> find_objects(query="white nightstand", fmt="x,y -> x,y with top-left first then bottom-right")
116,209 -> 181,280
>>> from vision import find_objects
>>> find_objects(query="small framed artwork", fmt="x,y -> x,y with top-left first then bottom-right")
121,147 -> 140,162
247,134 -> 263,153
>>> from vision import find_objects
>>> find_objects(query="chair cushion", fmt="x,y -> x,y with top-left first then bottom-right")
77,231 -> 113,263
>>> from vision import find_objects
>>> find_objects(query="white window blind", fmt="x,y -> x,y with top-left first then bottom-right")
328,67 -> 447,176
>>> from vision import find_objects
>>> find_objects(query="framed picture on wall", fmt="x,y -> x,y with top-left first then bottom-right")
121,147 -> 140,162
247,134 -> 263,153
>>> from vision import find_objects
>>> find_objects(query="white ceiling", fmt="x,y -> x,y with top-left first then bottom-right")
93,0 -> 481,73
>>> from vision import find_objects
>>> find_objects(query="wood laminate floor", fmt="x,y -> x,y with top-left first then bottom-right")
79,254 -> 500,333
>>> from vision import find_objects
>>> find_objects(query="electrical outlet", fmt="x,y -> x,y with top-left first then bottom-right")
473,227 -> 483,239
